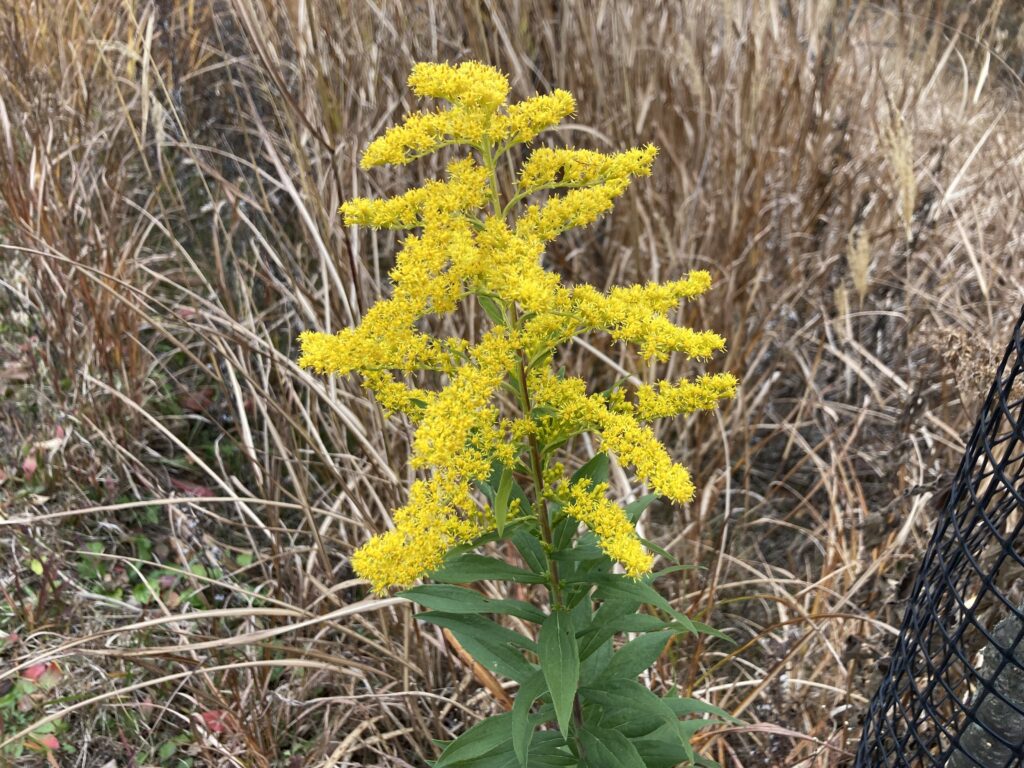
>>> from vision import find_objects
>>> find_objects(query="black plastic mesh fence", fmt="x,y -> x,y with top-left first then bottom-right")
856,305 -> 1024,767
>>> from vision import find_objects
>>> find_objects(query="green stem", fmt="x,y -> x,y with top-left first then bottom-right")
509,304 -> 563,610
482,138 -> 503,217
481,140 -> 563,608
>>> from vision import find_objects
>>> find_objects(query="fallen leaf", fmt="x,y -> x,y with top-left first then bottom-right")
27,733 -> 60,751
199,709 -> 230,733
169,478 -> 215,497
22,453 -> 37,481
22,663 -> 49,682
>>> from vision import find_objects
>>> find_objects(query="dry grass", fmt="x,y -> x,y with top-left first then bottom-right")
2,1 -> 1023,766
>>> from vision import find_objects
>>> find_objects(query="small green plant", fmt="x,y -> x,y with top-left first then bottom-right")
299,61 -> 738,766
0,658 -> 65,759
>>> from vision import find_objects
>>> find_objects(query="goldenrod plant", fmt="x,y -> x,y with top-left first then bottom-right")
300,61 -> 737,767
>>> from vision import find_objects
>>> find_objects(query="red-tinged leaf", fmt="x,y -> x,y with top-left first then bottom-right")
200,710 -> 230,733
169,478 -> 215,497
22,663 -> 48,682
22,454 -> 37,480
27,734 -> 60,751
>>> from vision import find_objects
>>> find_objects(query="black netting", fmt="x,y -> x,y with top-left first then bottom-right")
857,306 -> 1024,767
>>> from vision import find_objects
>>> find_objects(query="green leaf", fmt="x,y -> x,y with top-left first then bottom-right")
649,564 -> 699,580
578,724 -> 645,768
623,494 -> 658,523
638,536 -> 676,564
494,465 -> 515,536
511,530 -> 547,575
401,585 -> 546,624
550,542 -> 604,563
663,695 -> 738,722
538,611 -> 579,738
521,731 -> 575,767
577,613 -> 669,661
511,671 -> 547,766
596,630 -> 675,682
632,738 -> 691,768
417,612 -> 536,682
571,453 -> 609,488
569,591 -> 593,633
579,636 -> 613,686
581,680 -> 678,738
158,741 -> 178,761
132,581 -> 154,606
29,559 -> 44,576
586,573 -> 731,642
551,513 -> 578,553
477,295 -> 506,326
435,713 -> 513,767
449,731 -> 574,768
431,553 -> 546,585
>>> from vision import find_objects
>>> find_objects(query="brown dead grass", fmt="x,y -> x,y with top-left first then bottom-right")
1,1 -> 1024,766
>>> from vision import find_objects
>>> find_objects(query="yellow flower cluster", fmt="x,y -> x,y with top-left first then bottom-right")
408,61 -> 510,110
299,62 -> 736,590
493,90 -> 576,145
411,329 -> 519,479
350,475 -> 481,589
519,146 -> 658,193
341,157 -> 489,230
528,369 -> 719,505
635,373 -> 739,421
562,481 -> 653,578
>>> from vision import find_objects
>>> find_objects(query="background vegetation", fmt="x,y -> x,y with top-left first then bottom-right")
2,1 -> 1023,766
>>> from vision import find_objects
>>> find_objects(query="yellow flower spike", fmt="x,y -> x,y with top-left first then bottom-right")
563,481 -> 653,578
635,373 -> 739,421
596,411 -> 696,504
494,90 -> 577,144
408,61 -> 510,111
298,62 -> 736,591
519,145 -> 658,193
342,158 -> 489,230
516,179 -> 631,242
360,109 -> 492,168
351,477 -> 482,592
